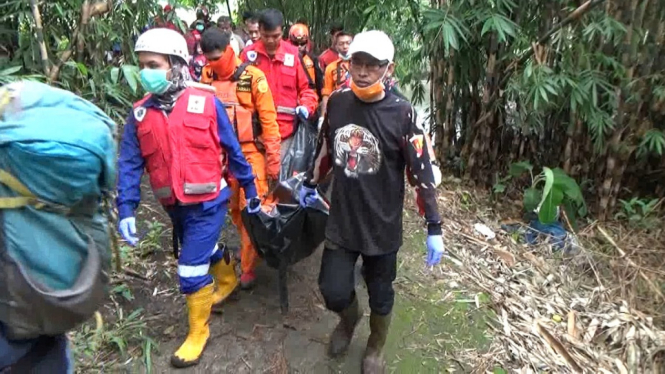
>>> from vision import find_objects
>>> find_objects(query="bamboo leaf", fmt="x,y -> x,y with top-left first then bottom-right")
0,66 -> 22,76
481,17 -> 493,36
121,64 -> 139,94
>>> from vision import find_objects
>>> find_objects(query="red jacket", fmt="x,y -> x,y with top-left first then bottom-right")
134,87 -> 223,206
240,40 -> 318,139
318,48 -> 339,71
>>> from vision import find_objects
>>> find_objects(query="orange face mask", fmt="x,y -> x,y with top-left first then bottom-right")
208,46 -> 236,80
350,68 -> 389,102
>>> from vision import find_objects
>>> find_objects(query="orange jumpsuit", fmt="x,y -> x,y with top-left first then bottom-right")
202,61 -> 281,276
302,54 -> 316,86
322,59 -> 350,96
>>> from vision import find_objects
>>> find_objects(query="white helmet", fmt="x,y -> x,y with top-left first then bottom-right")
135,28 -> 189,63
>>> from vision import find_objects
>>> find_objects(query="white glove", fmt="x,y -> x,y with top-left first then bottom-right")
295,106 -> 309,120
431,163 -> 442,187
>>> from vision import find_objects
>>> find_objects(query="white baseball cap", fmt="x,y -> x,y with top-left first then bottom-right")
348,30 -> 395,62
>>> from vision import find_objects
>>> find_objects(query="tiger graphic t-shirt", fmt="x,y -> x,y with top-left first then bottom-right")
307,88 -> 441,255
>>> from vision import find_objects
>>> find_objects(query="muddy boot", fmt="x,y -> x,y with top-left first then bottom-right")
210,251 -> 239,313
328,297 -> 362,357
362,312 -> 392,374
171,284 -> 214,368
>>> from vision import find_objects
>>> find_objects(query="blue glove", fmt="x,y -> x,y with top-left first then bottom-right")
295,106 -> 309,120
246,197 -> 261,214
426,235 -> 445,267
299,184 -> 320,207
119,217 -> 138,246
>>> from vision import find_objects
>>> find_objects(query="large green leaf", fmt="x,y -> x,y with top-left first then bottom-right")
537,167 -> 554,210
551,168 -> 587,217
121,64 -> 139,94
538,186 -> 564,224
523,187 -> 541,212
0,66 -> 22,76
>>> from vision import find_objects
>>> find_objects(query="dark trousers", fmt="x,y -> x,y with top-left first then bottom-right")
0,329 -> 71,373
318,246 -> 397,316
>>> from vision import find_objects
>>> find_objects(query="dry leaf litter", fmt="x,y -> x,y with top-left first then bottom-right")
432,186 -> 665,374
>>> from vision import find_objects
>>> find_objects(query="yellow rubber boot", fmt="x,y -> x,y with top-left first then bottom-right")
171,284 -> 214,368
210,252 -> 239,310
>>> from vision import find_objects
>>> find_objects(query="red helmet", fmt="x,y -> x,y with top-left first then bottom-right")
163,4 -> 172,12
289,23 -> 309,45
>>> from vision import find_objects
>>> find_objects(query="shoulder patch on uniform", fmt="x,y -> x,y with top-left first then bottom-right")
134,106 -> 147,121
247,51 -> 257,62
186,81 -> 216,93
237,77 -> 252,93
256,76 -> 269,94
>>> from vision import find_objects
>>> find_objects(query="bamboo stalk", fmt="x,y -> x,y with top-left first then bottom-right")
29,0 -> 50,76
475,0 -> 606,127
48,0 -> 112,82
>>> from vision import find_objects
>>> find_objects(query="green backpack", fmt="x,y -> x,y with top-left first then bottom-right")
0,81 -> 117,340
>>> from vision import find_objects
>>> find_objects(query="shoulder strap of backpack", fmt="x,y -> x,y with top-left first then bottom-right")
0,169 -> 72,214
297,53 -> 315,89
232,62 -> 251,82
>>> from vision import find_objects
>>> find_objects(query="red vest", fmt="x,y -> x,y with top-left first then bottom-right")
134,87 -> 222,206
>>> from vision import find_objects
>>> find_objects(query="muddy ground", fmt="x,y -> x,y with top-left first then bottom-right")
74,186 -> 491,373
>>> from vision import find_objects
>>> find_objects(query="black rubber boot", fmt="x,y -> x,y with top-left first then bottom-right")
362,312 -> 392,374
328,297 -> 362,357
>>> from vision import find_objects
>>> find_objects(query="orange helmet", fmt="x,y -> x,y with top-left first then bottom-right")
289,23 -> 309,45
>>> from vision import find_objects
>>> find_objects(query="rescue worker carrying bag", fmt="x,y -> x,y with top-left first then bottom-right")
0,81 -> 116,340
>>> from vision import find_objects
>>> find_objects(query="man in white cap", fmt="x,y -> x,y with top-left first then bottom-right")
299,30 -> 445,373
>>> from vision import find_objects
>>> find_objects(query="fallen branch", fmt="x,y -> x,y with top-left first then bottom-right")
535,321 -> 583,373
29,0 -> 50,76
597,226 -> 665,303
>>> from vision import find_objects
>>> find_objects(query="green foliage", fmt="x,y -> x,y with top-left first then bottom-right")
637,129 -> 665,158
615,197 -> 662,229
495,161 -> 586,225
72,308 -> 157,372
238,0 -> 430,104
1,0 -> 162,122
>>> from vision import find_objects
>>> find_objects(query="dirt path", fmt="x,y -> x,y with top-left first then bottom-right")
75,190 -> 491,373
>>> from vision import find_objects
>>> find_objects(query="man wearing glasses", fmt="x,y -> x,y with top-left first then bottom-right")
298,30 -> 445,373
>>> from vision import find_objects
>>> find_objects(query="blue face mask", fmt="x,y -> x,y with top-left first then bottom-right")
196,24 -> 205,32
139,69 -> 171,94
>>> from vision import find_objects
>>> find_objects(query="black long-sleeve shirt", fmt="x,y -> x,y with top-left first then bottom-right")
306,89 -> 442,255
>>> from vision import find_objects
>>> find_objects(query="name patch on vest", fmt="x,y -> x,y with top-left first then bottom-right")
236,75 -> 252,93
284,53 -> 295,67
187,95 -> 206,114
